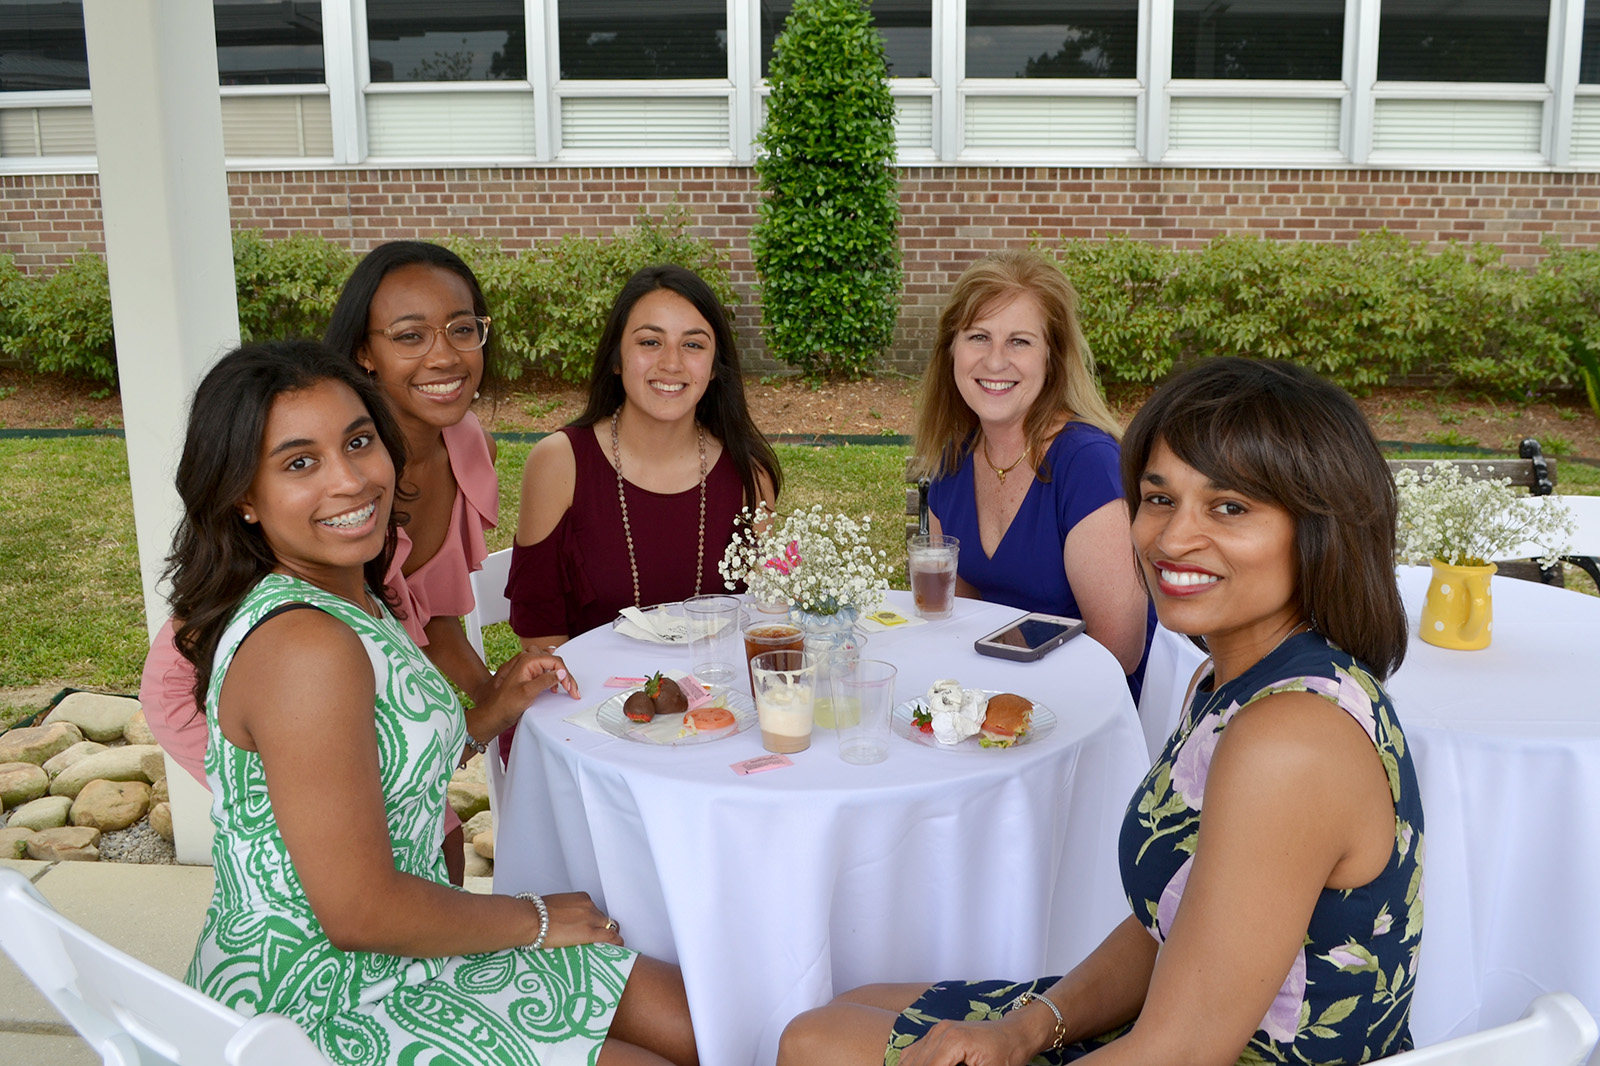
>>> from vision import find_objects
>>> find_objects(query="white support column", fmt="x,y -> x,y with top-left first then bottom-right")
1550,0 -> 1586,166
323,0 -> 365,164
541,0 -> 563,159
729,0 -> 757,162
83,0 -> 239,865
1144,0 -> 1173,163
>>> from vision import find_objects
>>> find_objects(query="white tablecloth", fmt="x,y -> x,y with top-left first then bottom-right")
494,591 -> 1150,1066
1388,567 -> 1600,1051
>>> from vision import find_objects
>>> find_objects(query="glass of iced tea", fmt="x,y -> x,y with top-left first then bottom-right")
908,533 -> 959,619
741,617 -> 805,693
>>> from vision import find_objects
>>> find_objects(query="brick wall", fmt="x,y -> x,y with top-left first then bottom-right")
6,166 -> 1600,373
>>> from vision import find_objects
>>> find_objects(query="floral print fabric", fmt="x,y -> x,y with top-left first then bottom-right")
886,633 -> 1424,1066
186,574 -> 635,1065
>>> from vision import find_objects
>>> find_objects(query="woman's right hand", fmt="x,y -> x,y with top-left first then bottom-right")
538,891 -> 626,949
898,1017 -> 1036,1066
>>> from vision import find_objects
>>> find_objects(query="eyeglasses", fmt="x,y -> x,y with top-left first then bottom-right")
367,316 -> 491,359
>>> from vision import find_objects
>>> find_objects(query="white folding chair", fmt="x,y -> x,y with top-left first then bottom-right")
464,546 -> 516,841
0,868 -> 331,1066
1383,993 -> 1597,1065
1135,623 -> 1209,762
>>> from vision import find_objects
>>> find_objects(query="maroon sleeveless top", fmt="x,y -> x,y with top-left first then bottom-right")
507,424 -> 747,639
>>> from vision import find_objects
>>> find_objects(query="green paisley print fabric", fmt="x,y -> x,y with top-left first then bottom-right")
887,632 -> 1424,1066
185,574 -> 636,1066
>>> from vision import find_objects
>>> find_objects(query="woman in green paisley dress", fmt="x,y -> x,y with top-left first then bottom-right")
780,357 -> 1423,1066
166,341 -> 698,1066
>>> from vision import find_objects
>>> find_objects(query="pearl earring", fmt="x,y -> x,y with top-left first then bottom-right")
243,513 -> 255,523
473,390 -> 480,400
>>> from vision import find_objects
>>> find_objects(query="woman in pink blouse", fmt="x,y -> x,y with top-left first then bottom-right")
141,242 -> 560,883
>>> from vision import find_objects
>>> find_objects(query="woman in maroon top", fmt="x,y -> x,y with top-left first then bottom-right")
508,265 -> 781,650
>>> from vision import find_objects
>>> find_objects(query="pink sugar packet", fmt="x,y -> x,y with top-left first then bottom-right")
731,754 -> 793,776
678,675 -> 714,710
605,676 -> 648,688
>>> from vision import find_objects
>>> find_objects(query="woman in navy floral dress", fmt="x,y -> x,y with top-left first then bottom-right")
780,357 -> 1423,1066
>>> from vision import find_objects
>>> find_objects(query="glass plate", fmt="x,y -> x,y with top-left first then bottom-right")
891,691 -> 1056,751
610,601 -> 687,643
595,685 -> 757,746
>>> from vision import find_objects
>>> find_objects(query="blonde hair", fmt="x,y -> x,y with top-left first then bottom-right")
913,250 -> 1122,480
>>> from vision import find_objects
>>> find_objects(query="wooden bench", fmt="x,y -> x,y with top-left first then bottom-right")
903,456 -> 929,538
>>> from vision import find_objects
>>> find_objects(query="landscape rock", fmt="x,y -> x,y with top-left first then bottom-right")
44,692 -> 141,743
124,709 -> 157,746
472,832 -> 494,860
447,778 -> 490,821
0,827 -> 35,859
0,762 -> 50,807
0,722 -> 84,765
26,825 -> 100,861
140,748 -> 168,783
149,801 -> 173,841
6,794 -> 72,831
71,779 -> 152,832
463,841 -> 492,878
49,745 -> 163,799
152,777 -> 169,804
462,810 -> 494,841
43,740 -> 109,779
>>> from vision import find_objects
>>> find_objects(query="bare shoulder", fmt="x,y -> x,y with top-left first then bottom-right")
1208,689 -> 1386,820
1217,691 -> 1369,770
480,424 -> 497,463
221,607 -> 375,746
516,429 -> 578,542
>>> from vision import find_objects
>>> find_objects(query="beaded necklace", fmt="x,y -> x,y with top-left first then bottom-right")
610,408 -> 707,608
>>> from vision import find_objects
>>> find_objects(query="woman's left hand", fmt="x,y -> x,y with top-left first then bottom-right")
898,1018 -> 1034,1066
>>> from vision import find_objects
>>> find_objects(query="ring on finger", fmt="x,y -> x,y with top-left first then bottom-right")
604,918 -> 619,932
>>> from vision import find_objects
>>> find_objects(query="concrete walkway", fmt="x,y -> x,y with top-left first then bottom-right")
0,859 -> 492,1064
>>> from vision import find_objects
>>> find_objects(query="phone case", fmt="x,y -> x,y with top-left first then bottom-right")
973,614 -> 1086,662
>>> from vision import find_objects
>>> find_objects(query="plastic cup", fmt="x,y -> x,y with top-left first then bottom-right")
806,634 -> 865,729
741,618 -> 805,693
908,533 -> 960,619
684,594 -> 742,686
750,650 -> 817,754
833,658 -> 896,765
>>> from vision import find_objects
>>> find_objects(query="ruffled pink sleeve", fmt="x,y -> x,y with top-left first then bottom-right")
398,412 -> 499,645
138,619 -> 209,788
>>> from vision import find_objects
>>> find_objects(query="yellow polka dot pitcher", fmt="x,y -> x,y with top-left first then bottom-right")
1419,559 -> 1496,650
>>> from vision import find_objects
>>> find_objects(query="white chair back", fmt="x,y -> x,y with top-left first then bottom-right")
464,547 -> 516,837
1383,993 -> 1597,1065
0,868 -> 330,1066
1136,623 -> 1209,762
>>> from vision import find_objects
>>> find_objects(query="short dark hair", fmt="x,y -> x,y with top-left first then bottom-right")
163,340 -> 411,708
1121,357 -> 1407,680
572,264 -> 781,507
323,240 -> 501,398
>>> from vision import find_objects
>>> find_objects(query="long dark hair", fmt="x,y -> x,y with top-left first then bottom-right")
572,264 -> 781,507
1121,357 -> 1408,680
163,340 -> 411,708
323,240 -> 501,399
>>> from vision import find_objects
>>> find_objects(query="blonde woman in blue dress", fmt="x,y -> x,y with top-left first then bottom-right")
166,340 -> 697,1066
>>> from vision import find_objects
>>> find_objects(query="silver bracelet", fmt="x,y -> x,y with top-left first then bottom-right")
514,892 -> 549,950
1008,991 -> 1067,1049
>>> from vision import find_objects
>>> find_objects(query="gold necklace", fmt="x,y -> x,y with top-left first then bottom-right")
611,409 -> 707,608
981,436 -> 1029,484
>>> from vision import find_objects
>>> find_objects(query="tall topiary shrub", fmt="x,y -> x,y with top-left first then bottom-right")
753,0 -> 901,379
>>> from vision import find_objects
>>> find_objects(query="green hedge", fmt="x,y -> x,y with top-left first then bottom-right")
0,210 -> 734,385
1055,232 -> 1594,398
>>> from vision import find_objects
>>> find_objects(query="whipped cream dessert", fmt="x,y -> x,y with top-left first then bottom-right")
924,679 -> 989,745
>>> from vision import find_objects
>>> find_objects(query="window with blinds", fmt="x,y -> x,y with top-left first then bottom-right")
1377,0 -> 1549,84
558,0 -> 727,80
560,96 -> 729,149
214,0 -> 324,86
1170,97 -> 1342,152
366,0 -> 525,83
965,0 -> 1139,79
0,105 -> 93,156
221,94 -> 332,157
964,95 -> 1136,147
1171,0 -> 1345,81
366,91 -> 537,156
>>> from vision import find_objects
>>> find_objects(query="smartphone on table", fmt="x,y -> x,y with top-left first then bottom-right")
974,612 -> 1086,662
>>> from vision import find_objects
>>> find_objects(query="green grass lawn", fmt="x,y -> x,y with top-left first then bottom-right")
2,437 -> 1595,727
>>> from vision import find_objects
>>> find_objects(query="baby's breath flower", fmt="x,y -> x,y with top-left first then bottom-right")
719,503 -> 892,615
1395,461 -> 1574,568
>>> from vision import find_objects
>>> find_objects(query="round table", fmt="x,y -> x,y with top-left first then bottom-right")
493,591 -> 1150,1066
1388,566 -> 1600,1050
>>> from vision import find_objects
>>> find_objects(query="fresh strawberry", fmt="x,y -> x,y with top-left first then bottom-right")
911,705 -> 934,734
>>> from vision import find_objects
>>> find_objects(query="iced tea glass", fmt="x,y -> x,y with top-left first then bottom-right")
741,617 -> 805,693
908,533 -> 960,619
